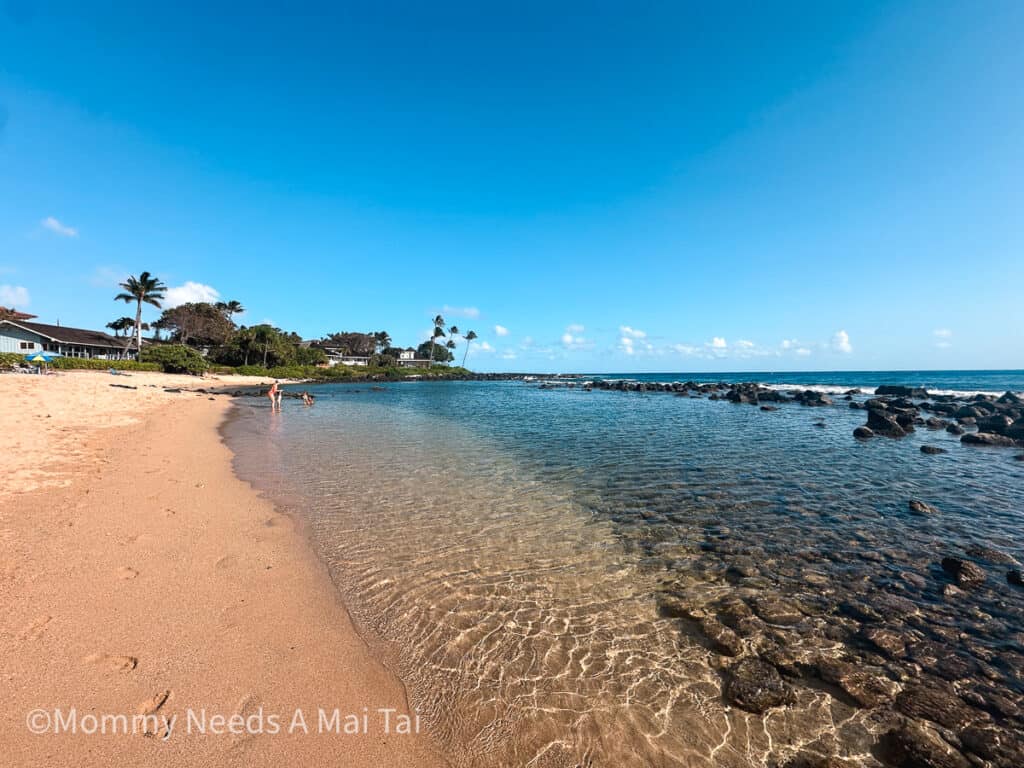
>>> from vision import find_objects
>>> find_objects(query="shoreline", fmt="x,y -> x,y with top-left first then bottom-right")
0,371 -> 447,767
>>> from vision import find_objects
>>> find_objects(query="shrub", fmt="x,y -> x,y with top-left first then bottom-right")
49,357 -> 162,372
141,344 -> 209,375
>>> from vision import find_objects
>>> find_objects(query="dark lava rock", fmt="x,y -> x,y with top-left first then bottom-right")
1008,569 -> 1024,587
1006,419 -> 1024,440
976,414 -> 1014,434
760,405 -> 779,411
964,545 -> 1018,565
961,432 -> 1017,447
879,722 -> 970,768
867,408 -> 908,438
859,627 -> 907,658
816,658 -> 900,708
876,385 -> 930,397
726,659 -> 796,713
1015,453 -> 1024,461
925,417 -> 949,429
920,445 -> 947,455
656,595 -> 695,620
960,725 -> 1024,767
794,390 -> 833,407
853,426 -> 874,439
946,424 -> 965,436
941,557 -> 987,588
700,616 -> 743,656
753,595 -> 804,625
909,500 -> 938,515
896,681 -> 985,730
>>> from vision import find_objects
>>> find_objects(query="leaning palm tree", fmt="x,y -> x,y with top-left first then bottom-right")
445,338 -> 456,365
115,272 -> 166,359
461,330 -> 477,367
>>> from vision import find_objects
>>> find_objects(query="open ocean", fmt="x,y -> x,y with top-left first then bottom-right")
224,370 -> 1024,767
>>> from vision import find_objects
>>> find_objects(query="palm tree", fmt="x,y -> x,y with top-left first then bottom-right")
374,331 -> 392,352
461,330 -> 477,367
216,300 -> 245,322
106,316 -> 135,337
430,314 -> 446,365
253,325 -> 275,367
114,272 -> 166,358
445,338 -> 456,364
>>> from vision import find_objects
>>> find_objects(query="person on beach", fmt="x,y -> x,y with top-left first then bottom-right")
275,382 -> 284,410
302,391 -> 314,406
267,380 -> 280,411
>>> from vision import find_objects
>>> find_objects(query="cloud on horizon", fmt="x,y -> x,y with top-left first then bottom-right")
42,216 -> 78,237
164,281 -> 221,307
831,330 -> 853,354
494,324 -> 509,336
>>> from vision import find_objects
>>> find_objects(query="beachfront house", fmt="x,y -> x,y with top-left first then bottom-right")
395,347 -> 432,368
0,319 -> 132,359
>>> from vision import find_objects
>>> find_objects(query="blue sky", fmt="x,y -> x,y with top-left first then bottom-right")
1,1 -> 1021,372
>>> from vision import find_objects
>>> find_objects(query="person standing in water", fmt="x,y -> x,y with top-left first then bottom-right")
267,380 -> 280,411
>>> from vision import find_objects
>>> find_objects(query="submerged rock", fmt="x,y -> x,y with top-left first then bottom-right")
946,423 -> 965,435
962,432 -> 1017,447
920,445 -> 947,454
941,557 -> 987,589
726,659 -> 796,713
909,500 -> 938,515
816,657 -> 900,708
896,681 -> 986,730
879,722 -> 970,768
1008,569 -> 1024,587
853,426 -> 874,439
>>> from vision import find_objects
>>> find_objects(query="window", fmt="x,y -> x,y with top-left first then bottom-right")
19,341 -> 36,350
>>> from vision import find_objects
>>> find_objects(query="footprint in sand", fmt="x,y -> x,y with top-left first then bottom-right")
138,689 -> 171,738
84,653 -> 138,672
117,566 -> 139,580
20,615 -> 52,641
215,554 -> 238,570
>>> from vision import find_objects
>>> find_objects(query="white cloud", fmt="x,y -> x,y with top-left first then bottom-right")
494,324 -> 509,337
933,329 -> 953,349
42,216 -> 78,237
501,351 -> 517,360
619,325 -> 646,339
831,330 -> 853,354
671,343 -> 699,356
440,305 -> 480,319
0,284 -> 30,307
710,337 -> 727,349
164,281 -> 221,307
736,339 -> 755,349
520,336 -> 534,348
619,337 -> 635,355
478,341 -> 494,352
561,325 -> 589,349
796,348 -> 812,357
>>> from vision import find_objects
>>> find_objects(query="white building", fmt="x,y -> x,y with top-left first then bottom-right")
0,319 -> 131,359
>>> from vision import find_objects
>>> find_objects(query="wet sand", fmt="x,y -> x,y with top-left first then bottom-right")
0,371 -> 447,767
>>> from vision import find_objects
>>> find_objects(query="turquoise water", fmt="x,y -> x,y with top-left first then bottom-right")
225,373 -> 1024,767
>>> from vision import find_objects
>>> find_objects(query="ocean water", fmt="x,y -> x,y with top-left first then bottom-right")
224,372 -> 1024,767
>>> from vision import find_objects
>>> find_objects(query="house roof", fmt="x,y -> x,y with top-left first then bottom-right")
0,319 -> 126,348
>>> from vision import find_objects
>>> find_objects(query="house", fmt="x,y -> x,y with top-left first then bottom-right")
0,319 -> 133,359
396,347 -> 431,368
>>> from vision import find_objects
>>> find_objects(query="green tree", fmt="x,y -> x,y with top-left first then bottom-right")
159,302 -> 236,347
215,300 -> 245,322
115,271 -> 167,359
106,317 -> 135,337
461,330 -> 477,367
416,340 -> 454,363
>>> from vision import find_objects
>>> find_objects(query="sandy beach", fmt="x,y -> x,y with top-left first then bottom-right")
0,371 -> 447,767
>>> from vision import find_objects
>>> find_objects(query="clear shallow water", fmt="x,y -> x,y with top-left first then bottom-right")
224,375 -> 1024,767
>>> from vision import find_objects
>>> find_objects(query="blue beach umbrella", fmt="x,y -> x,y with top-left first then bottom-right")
25,352 -> 55,364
